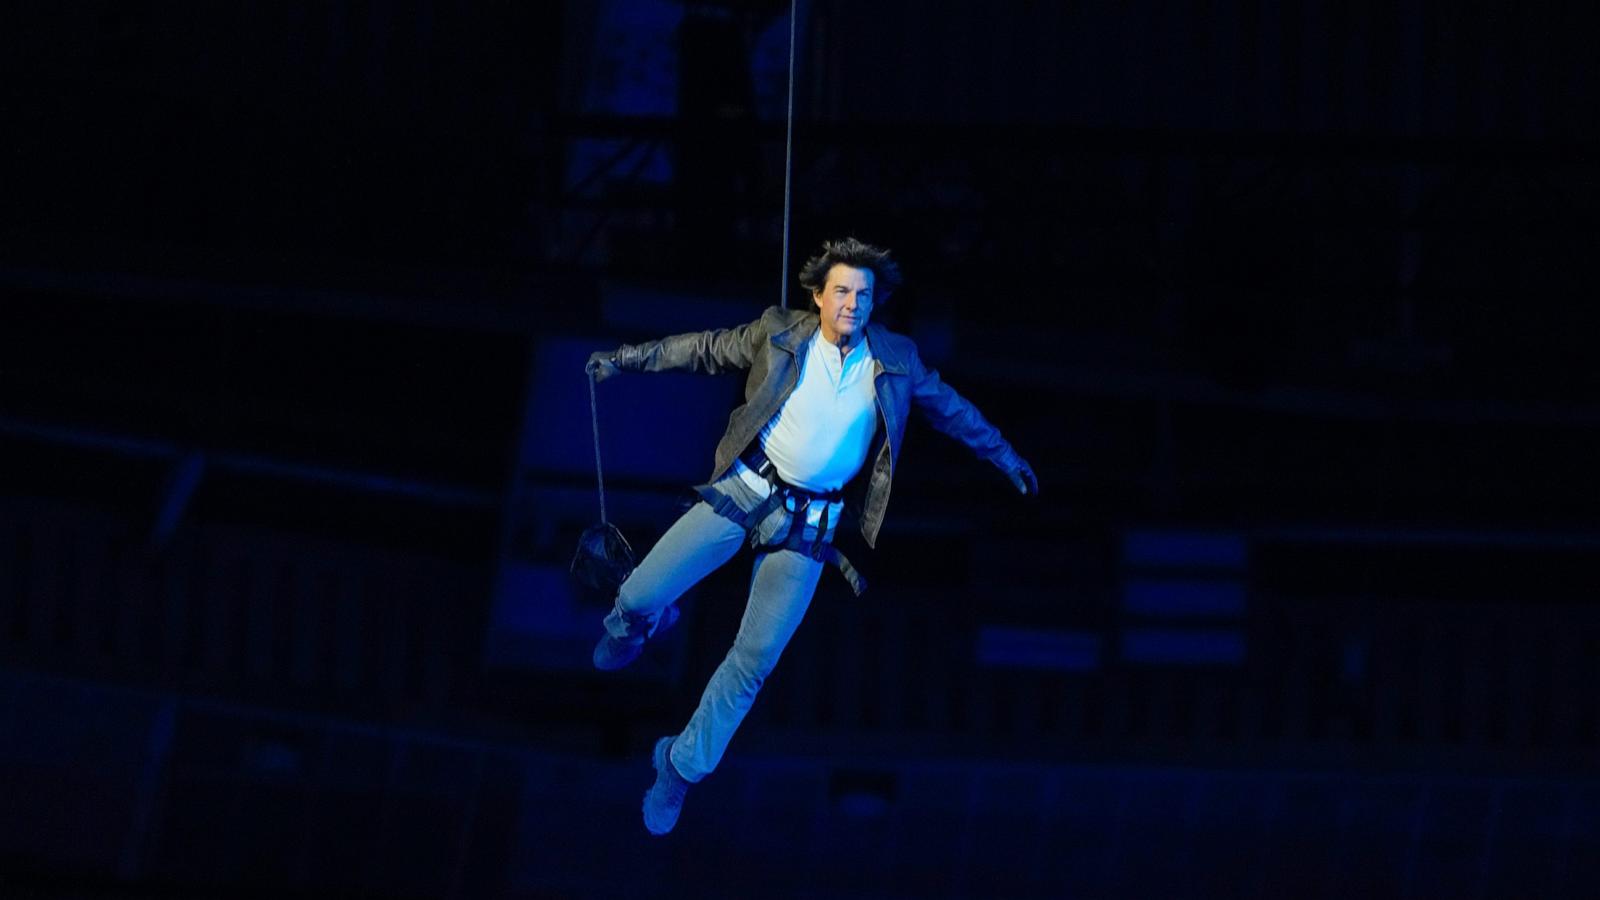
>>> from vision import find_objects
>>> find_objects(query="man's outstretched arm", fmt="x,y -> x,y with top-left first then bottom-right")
908,350 -> 1039,496
587,318 -> 766,382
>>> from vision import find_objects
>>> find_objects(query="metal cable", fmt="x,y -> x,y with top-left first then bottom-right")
780,0 -> 798,308
588,367 -> 607,524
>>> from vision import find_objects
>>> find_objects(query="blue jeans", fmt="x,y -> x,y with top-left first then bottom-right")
602,464 -> 838,782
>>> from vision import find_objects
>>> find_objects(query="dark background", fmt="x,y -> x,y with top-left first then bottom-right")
3,2 -> 1599,898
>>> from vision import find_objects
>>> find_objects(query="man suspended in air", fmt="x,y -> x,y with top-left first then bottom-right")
585,237 -> 1038,835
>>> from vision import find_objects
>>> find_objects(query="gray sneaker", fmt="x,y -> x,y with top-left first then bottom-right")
642,736 -> 691,835
592,604 -> 680,671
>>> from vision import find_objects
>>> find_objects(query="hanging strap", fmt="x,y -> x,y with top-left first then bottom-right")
588,367 -> 607,524
823,546 -> 867,596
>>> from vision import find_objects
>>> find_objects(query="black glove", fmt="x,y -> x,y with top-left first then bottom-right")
586,351 -> 621,384
1005,453 -> 1039,496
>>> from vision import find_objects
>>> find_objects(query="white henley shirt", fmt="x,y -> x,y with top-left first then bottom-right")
756,331 -> 878,492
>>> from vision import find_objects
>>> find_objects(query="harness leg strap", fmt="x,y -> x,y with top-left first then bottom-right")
694,468 -> 868,597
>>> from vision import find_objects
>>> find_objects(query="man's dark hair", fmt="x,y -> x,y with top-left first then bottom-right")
797,237 -> 903,303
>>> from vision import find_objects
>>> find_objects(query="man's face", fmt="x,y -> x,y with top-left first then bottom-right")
813,263 -> 874,343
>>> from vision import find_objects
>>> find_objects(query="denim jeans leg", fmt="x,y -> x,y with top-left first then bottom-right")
602,500 -> 746,641
669,545 -> 824,782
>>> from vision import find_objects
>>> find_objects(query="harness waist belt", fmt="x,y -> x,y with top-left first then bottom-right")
692,445 -> 867,596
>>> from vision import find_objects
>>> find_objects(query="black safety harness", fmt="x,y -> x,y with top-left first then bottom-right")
694,444 -> 867,596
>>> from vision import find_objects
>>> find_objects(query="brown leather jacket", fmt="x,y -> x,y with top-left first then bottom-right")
613,306 -> 1023,548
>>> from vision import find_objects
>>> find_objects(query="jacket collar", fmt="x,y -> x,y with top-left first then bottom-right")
770,310 -> 909,375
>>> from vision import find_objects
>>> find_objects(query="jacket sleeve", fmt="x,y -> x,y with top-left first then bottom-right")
612,316 -> 766,376
908,347 -> 1019,469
